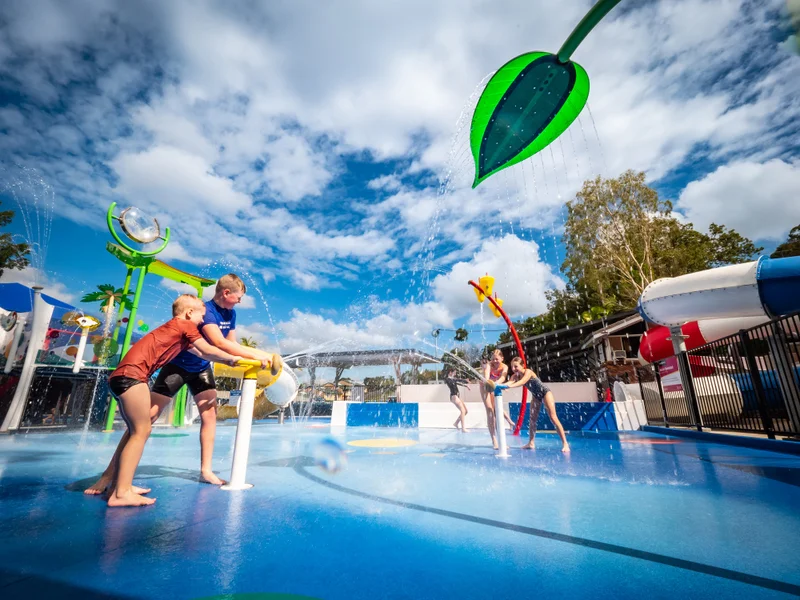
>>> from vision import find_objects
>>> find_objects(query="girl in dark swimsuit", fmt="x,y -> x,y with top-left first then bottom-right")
502,357 -> 570,452
444,368 -> 470,432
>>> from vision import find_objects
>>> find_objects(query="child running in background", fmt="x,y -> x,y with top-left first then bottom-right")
501,357 -> 570,452
444,368 -> 470,432
91,295 -> 242,507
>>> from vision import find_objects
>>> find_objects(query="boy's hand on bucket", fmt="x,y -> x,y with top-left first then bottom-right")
270,353 -> 282,376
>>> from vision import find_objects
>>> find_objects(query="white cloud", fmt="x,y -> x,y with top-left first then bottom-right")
112,145 -> 252,214
432,234 -> 563,322
133,103 -> 219,163
0,267 -> 77,305
676,159 -> 800,241
288,269 -> 329,292
156,241 -> 211,267
260,133 -> 335,202
234,321 -> 279,352
274,234 -> 561,353
277,299 -> 453,355
367,174 -> 403,192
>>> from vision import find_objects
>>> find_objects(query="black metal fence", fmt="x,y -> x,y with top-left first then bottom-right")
363,387 -> 397,403
639,312 -> 800,439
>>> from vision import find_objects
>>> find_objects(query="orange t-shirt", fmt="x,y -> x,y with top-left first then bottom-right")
111,318 -> 202,382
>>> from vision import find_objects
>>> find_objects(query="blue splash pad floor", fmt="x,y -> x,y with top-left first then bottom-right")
1,423 -> 799,599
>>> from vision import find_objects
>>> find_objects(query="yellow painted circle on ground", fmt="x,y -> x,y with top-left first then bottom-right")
347,438 -> 418,448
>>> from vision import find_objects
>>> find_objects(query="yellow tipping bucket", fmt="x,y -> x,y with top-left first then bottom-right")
479,274 -> 495,297
490,296 -> 504,318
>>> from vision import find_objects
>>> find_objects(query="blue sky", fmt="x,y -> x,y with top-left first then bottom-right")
0,0 -> 799,379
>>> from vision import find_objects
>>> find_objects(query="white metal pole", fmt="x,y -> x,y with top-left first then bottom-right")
435,337 -> 438,384
72,328 -> 90,374
221,376 -> 257,491
3,316 -> 26,374
1,287 -> 54,433
494,389 -> 509,458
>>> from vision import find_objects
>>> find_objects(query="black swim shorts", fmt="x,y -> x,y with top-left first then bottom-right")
151,363 -> 217,397
108,375 -> 147,398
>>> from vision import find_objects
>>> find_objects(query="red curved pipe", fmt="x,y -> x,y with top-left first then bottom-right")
468,280 -> 528,435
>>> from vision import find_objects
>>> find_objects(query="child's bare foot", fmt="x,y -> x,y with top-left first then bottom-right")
84,477 -> 111,495
561,444 -> 571,453
85,478 -> 151,496
522,442 -> 535,450
492,441 -> 499,450
200,471 -> 227,485
107,490 -> 156,507
461,428 -> 469,434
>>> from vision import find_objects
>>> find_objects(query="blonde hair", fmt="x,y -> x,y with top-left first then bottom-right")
216,273 -> 246,295
510,357 -> 524,367
172,294 -> 202,316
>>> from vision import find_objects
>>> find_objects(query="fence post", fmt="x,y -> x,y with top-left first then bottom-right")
767,321 -> 800,435
670,326 -> 702,431
677,351 -> 703,431
653,363 -> 669,427
739,330 -> 776,439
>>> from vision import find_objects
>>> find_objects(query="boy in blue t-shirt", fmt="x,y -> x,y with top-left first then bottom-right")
150,273 -> 277,485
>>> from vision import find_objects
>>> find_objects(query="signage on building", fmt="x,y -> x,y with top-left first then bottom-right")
659,356 -> 683,393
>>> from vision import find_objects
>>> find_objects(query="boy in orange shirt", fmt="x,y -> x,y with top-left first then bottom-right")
96,295 -> 240,507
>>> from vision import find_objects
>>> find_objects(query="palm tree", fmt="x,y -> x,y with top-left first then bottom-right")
240,336 -> 258,348
81,284 -> 131,314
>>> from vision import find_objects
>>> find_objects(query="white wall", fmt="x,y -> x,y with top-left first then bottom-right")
419,402 -> 489,428
331,401 -> 349,427
400,382 -> 597,404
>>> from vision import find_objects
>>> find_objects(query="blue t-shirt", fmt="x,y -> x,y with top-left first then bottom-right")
170,300 -> 236,373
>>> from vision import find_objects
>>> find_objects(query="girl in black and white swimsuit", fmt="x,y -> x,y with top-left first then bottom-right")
502,357 -> 570,452
444,369 -> 470,432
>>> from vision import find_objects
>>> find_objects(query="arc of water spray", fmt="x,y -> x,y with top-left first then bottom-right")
416,337 -> 488,383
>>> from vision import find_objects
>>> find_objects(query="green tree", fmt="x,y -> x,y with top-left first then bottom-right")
563,171 -> 761,309
363,376 -> 395,390
81,284 -> 132,314
239,336 -> 258,348
454,327 -> 469,342
500,172 -> 761,342
771,225 -> 800,259
0,202 -> 30,278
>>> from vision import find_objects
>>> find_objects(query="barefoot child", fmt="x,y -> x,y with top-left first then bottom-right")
481,349 -> 514,449
150,273 -> 277,485
501,357 -> 570,452
89,295 -> 240,507
444,368 -> 470,432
